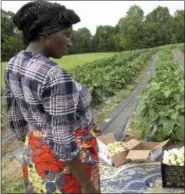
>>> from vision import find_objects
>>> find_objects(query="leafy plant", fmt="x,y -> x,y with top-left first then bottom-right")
135,47 -> 184,142
71,48 -> 156,105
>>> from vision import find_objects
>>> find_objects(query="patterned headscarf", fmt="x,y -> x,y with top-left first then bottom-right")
13,0 -> 80,43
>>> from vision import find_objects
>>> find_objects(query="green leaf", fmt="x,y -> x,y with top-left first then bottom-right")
173,126 -> 184,142
95,88 -> 102,96
174,94 -> 181,102
176,115 -> 184,128
170,112 -> 179,120
148,108 -> 159,122
154,127 -> 164,142
162,119 -> 174,136
164,90 -> 171,98
174,105 -> 180,110
159,111 -> 165,117
151,82 -> 161,91
179,84 -> 184,94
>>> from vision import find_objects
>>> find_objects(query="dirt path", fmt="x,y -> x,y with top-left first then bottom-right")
99,55 -> 159,140
173,49 -> 184,71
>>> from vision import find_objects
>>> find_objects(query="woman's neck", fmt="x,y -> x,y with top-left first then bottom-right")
26,43 -> 50,58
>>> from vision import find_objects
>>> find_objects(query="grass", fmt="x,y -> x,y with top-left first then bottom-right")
52,52 -> 117,70
1,52 -> 117,91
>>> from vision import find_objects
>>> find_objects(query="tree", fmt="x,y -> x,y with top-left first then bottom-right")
68,27 -> 92,54
145,6 -> 173,46
1,6 -> 184,59
127,5 -> 144,20
2,33 -> 25,61
92,25 -> 117,52
1,9 -> 25,61
117,18 -> 128,50
172,10 -> 184,43
112,24 -> 122,51
1,10 -> 16,37
117,5 -> 145,50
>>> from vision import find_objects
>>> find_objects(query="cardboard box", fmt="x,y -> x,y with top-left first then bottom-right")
124,139 -> 169,162
97,133 -> 129,167
97,132 -> 169,166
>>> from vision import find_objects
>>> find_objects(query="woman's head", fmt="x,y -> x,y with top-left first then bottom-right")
13,0 -> 80,58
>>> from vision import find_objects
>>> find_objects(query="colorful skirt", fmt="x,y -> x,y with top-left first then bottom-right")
22,125 -> 102,193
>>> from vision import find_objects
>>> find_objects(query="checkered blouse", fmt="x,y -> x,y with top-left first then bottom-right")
4,50 -> 94,161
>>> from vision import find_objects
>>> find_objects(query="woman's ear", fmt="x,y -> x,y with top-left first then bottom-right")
38,35 -> 48,47
39,34 -> 48,41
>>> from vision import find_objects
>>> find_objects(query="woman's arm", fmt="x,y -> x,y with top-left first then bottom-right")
4,77 -> 27,142
42,66 -> 96,191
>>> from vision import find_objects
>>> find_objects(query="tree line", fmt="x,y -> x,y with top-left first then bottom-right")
1,5 -> 184,61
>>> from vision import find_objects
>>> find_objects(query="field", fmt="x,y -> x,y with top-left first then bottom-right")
1,43 -> 184,193
1,52 -> 117,90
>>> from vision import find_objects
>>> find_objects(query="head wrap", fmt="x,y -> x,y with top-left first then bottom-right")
13,0 -> 80,43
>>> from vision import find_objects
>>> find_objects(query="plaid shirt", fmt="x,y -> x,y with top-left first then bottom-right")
4,50 -> 94,161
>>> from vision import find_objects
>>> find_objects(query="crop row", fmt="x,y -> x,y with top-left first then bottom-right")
71,48 -> 157,104
135,47 -> 184,142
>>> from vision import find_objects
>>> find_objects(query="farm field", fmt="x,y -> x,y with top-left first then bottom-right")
2,1 -> 184,193
1,43 -> 184,193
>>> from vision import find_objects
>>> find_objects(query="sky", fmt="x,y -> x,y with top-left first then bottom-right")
2,1 -> 184,35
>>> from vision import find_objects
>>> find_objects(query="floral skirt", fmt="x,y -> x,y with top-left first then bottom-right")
22,125 -> 101,193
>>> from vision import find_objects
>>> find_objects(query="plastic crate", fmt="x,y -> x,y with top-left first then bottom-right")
161,163 -> 184,188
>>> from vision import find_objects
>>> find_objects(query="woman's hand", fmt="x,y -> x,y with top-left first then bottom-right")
81,182 -> 100,194
65,155 -> 101,193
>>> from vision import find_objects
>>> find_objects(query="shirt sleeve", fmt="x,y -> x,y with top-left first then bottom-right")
42,66 -> 81,161
4,76 -> 28,142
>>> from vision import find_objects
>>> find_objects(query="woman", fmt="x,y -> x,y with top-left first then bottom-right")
4,1 -> 101,193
